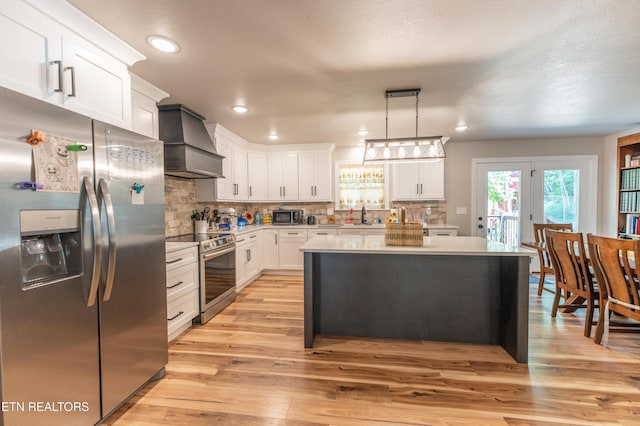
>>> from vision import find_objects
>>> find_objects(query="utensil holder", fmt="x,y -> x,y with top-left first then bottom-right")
194,220 -> 208,234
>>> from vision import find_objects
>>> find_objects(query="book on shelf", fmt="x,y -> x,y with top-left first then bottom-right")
621,167 -> 640,190
625,214 -> 640,235
620,191 -> 640,212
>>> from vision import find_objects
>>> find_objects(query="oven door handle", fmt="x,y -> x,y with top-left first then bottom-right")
203,246 -> 236,260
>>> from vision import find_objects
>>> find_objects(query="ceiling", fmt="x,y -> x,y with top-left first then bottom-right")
68,0 -> 640,146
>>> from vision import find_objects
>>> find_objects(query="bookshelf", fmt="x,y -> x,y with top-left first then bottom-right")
618,132 -> 640,238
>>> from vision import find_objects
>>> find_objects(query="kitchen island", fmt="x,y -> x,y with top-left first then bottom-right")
299,235 -> 535,363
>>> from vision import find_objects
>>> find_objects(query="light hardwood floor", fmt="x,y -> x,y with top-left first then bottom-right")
105,275 -> 640,425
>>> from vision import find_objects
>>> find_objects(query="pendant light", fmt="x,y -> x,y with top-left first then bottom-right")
363,88 -> 448,163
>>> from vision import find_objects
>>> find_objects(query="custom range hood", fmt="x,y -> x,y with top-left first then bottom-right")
159,104 -> 224,179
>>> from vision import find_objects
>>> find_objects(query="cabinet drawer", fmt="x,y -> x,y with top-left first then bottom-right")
279,229 -> 308,239
167,290 -> 198,340
308,229 -> 338,238
166,262 -> 199,303
428,229 -> 458,236
165,246 -> 198,271
236,232 -> 260,248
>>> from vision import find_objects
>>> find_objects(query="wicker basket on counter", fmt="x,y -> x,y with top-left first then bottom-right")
384,222 -> 424,246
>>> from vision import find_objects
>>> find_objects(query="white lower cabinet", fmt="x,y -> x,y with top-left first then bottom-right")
236,226 -> 394,285
263,229 -> 279,269
278,229 -> 307,270
308,228 -> 338,237
236,231 -> 262,291
337,227 -> 386,236
165,245 -> 199,342
426,228 -> 458,236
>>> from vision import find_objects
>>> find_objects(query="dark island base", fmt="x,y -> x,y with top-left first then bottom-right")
304,252 -> 529,363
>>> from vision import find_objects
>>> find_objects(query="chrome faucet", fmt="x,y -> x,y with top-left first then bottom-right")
361,206 -> 367,224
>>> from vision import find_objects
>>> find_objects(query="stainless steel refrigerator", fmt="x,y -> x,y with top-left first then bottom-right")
0,87 -> 168,425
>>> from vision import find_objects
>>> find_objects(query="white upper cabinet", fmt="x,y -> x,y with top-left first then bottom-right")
60,36 -> 132,127
392,161 -> 445,200
298,151 -> 332,201
247,151 -> 268,201
268,152 -> 298,201
215,134 -> 248,201
0,0 -> 144,128
130,74 -> 168,139
200,131 -> 333,201
0,1 -> 62,102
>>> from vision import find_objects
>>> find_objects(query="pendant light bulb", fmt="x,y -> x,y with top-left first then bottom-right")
383,145 -> 390,159
413,143 -> 421,157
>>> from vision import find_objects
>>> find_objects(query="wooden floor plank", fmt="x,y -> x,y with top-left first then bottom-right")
104,274 -> 640,425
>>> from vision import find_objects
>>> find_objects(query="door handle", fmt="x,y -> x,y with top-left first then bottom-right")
249,186 -> 252,197
167,281 -> 184,289
166,257 -> 183,264
64,66 -> 76,97
82,176 -> 102,307
49,60 -> 63,92
167,311 -> 184,321
98,178 -> 117,301
247,249 -> 251,262
478,224 -> 484,229
275,234 -> 278,244
416,184 -> 419,195
420,184 -> 423,194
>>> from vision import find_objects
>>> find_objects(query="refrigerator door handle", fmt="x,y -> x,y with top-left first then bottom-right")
98,178 -> 117,301
83,176 -> 102,307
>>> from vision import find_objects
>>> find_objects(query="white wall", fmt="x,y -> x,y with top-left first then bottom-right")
335,136 -> 605,236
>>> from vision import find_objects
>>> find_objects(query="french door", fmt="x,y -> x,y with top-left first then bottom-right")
475,162 -> 532,245
473,156 -> 598,251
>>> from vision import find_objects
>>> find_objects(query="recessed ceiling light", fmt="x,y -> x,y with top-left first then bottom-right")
358,130 -> 368,136
232,105 -> 249,113
455,124 -> 468,131
268,134 -> 279,141
147,35 -> 180,53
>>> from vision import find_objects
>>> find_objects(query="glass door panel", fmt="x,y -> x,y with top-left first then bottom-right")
542,169 -> 579,228
475,162 -> 532,246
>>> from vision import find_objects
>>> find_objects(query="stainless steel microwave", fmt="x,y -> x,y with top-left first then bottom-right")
272,209 -> 304,225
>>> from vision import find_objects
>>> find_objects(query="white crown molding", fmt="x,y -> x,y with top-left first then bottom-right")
206,123 -> 335,153
23,0 -> 145,66
130,74 -> 169,102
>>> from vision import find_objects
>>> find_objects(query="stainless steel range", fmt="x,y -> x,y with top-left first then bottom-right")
167,232 -> 236,323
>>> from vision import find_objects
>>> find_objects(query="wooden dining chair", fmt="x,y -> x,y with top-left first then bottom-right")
545,229 -> 599,337
533,223 -> 573,296
586,234 -> 640,345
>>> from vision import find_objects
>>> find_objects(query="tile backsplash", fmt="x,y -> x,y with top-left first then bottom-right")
164,176 -> 447,237
164,177 -> 198,237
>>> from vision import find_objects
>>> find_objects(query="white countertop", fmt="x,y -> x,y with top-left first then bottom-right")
299,235 -> 535,257
232,222 -> 458,235
165,241 -> 198,252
